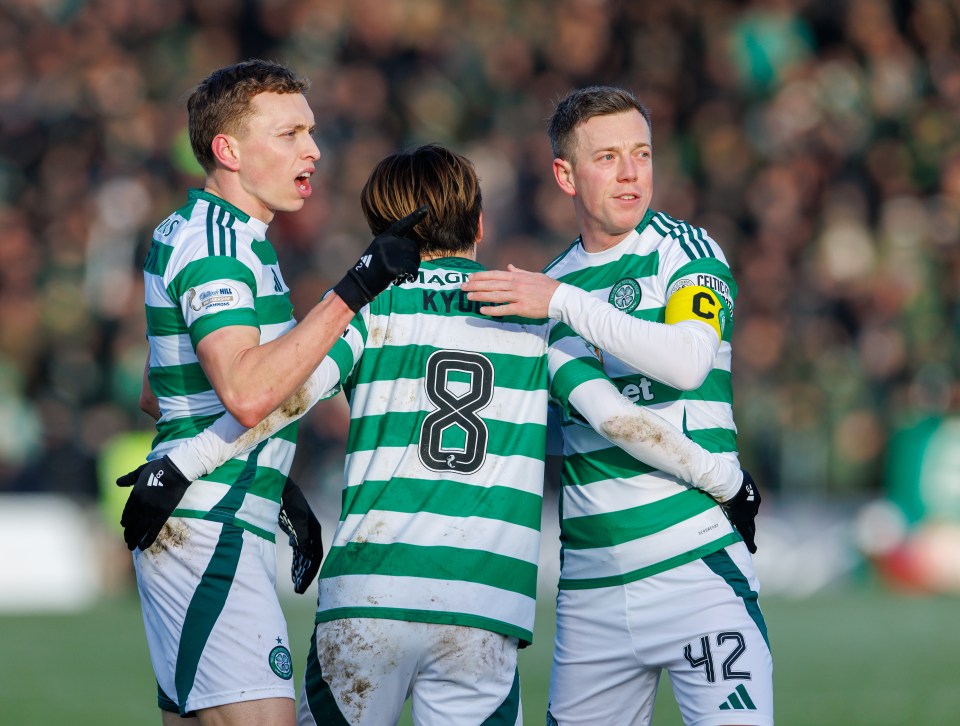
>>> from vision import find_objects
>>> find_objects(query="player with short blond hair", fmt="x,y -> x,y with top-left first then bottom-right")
118,59 -> 423,726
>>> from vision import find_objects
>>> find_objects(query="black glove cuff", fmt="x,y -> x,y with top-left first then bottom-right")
333,271 -> 372,313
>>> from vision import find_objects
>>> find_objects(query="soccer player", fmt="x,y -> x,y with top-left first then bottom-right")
128,143 -> 754,725
119,60 -> 423,726
462,85 -> 772,725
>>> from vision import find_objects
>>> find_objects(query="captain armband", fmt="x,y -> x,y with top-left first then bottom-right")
664,283 -> 729,341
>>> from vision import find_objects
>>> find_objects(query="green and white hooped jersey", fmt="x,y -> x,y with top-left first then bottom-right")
143,189 -> 297,541
315,257 -> 550,645
546,209 -> 741,591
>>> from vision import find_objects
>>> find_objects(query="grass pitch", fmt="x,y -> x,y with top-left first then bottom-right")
3,585 -> 957,725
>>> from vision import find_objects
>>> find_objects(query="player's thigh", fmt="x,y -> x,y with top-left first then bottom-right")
299,618 -> 417,726
638,544 -> 773,726
548,586 -> 659,726
196,697 -> 295,726
136,519 -> 295,715
162,712 -> 197,725
412,624 -> 521,726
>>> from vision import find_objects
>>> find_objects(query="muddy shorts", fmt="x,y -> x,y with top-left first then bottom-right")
134,516 -> 295,715
297,617 -> 521,726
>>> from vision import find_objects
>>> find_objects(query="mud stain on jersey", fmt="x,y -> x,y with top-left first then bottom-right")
601,414 -> 690,468
352,515 -> 389,544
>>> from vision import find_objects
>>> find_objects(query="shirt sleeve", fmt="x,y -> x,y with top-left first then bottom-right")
169,256 -> 261,349
548,282 -> 721,390
565,378 -> 742,501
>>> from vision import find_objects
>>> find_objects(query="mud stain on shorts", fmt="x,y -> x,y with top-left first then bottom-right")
148,520 -> 189,555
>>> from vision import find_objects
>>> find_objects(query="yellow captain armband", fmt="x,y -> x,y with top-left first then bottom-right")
664,285 -> 725,340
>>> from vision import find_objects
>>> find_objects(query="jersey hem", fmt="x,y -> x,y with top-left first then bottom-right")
558,532 -> 741,590
314,606 -> 533,646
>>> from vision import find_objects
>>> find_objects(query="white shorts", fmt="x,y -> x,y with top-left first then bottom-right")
297,618 -> 522,726
547,543 -> 773,726
134,516 -> 295,715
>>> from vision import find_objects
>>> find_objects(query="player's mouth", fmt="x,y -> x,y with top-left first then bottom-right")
296,170 -> 314,197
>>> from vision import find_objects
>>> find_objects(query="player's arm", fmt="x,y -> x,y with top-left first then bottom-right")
118,321 -> 364,555
196,207 -> 425,427
551,342 -> 760,551
119,352 -> 351,587
464,265 -> 725,390
566,378 -> 742,501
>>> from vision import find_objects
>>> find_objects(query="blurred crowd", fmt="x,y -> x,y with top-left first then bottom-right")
2,0 -> 959,507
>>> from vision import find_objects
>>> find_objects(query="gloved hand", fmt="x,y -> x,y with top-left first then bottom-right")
278,477 -> 324,594
116,456 -> 192,551
721,469 -> 761,554
333,205 -> 428,311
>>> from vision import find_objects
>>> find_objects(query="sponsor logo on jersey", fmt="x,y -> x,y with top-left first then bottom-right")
417,270 -> 472,285
620,378 -> 655,402
186,281 -> 241,312
608,278 -> 642,313
268,645 -> 293,680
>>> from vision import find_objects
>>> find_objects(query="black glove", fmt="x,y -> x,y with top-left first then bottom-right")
116,456 -> 192,551
721,469 -> 761,554
278,477 -> 324,594
333,205 -> 427,312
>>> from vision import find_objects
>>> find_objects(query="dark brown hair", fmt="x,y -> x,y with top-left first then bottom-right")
360,144 -> 481,259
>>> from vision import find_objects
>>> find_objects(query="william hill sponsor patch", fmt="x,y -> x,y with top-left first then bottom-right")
187,282 -> 240,312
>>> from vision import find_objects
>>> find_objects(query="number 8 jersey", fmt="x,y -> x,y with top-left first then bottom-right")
314,257 -> 550,645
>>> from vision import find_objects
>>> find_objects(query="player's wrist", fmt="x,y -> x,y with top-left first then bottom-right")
699,457 -> 742,502
547,282 -> 576,321
333,271 -> 373,313
165,446 -> 204,482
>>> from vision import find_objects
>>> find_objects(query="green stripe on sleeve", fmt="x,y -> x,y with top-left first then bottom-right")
188,309 -> 259,348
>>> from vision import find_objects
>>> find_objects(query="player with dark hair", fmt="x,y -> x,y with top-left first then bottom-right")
134,141 -> 753,725
117,59 -> 423,725
463,85 -> 771,725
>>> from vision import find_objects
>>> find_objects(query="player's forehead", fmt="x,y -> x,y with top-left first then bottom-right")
574,110 -> 650,155
245,91 -> 315,132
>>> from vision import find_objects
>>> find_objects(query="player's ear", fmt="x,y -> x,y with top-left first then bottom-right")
553,158 -> 576,197
475,211 -> 484,244
211,134 -> 241,171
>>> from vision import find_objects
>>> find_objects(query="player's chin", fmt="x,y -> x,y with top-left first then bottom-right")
274,196 -> 308,213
